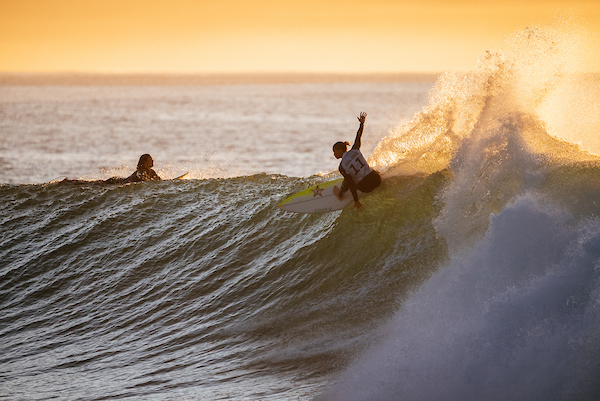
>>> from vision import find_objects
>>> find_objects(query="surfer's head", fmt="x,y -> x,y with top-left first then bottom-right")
333,141 -> 349,159
137,154 -> 154,170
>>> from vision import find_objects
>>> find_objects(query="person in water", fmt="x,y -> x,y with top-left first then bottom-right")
104,154 -> 161,183
60,154 -> 161,185
124,154 -> 161,182
333,112 -> 381,211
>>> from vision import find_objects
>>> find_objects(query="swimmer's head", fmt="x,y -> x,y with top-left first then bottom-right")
332,141 -> 349,159
137,154 -> 154,170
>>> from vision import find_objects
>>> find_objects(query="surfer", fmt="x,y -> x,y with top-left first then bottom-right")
332,112 -> 381,211
105,154 -> 161,183
59,154 -> 161,185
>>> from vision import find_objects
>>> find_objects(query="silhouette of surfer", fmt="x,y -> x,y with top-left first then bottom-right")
59,154 -> 161,185
104,154 -> 161,184
332,112 -> 381,211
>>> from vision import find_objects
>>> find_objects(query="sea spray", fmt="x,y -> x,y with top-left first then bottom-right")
321,18 -> 600,401
319,195 -> 600,401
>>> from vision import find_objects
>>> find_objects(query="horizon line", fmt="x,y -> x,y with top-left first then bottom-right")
0,71 -> 443,86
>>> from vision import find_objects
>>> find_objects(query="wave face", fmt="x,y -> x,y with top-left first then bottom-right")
2,19 -> 600,401
1,173 -> 447,400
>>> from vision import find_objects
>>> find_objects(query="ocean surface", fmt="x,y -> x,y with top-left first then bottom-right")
3,24 -> 600,401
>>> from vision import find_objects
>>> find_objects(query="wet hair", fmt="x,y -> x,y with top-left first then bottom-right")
333,141 -> 350,152
137,154 -> 154,170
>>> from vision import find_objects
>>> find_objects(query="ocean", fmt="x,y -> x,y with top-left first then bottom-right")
2,23 -> 600,400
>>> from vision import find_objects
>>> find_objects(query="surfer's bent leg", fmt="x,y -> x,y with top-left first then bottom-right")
337,179 -> 349,199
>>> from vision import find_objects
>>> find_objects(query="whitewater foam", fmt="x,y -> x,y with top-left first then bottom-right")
322,17 -> 600,401
321,195 -> 600,401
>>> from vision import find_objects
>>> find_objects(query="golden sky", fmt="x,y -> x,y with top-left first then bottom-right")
1,0 -> 599,73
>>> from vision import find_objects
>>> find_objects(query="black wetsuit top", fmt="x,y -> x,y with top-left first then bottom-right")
123,168 -> 161,183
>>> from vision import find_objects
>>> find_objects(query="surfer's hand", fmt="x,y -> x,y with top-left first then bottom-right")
354,201 -> 364,211
357,112 -> 367,124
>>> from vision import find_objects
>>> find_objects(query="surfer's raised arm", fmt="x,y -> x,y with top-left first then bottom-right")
351,112 -> 367,150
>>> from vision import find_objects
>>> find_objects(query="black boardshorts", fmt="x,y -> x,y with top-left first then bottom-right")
357,170 -> 381,193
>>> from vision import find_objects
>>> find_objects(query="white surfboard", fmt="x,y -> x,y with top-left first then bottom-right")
278,178 -> 354,214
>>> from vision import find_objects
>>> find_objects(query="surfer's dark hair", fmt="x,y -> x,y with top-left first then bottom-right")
137,154 -> 154,170
333,141 -> 350,152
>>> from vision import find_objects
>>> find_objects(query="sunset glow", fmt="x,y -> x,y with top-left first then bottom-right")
1,0 -> 599,73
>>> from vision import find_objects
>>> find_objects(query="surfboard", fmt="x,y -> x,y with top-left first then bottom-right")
173,172 -> 189,179
278,178 -> 354,214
